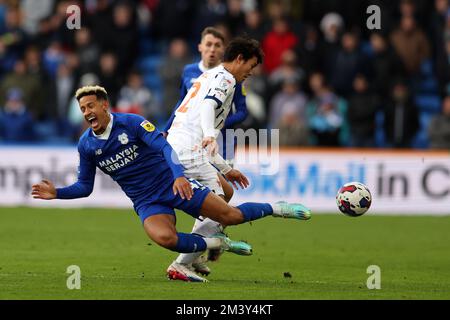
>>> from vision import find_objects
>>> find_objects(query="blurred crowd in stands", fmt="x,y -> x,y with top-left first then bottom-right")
0,0 -> 449,149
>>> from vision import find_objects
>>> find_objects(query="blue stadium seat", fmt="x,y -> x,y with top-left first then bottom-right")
374,110 -> 386,148
411,112 -> 433,149
414,95 -> 441,113
360,40 -> 374,58
138,55 -> 162,73
418,78 -> 439,94
420,59 -> 434,77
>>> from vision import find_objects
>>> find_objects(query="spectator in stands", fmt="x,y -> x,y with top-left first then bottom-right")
0,6 -> 26,71
347,74 -> 380,147
42,41 -> 65,79
239,85 -> 267,131
277,101 -> 309,146
241,9 -> 266,42
192,0 -> 227,39
158,38 -> 191,118
428,95 -> 450,149
262,17 -> 298,74
269,77 -> 307,131
0,59 -> 44,120
383,78 -> 419,148
0,88 -> 34,142
49,61 -> 79,141
24,45 -> 48,83
20,0 -> 54,37
306,71 -> 348,146
390,15 -> 431,75
213,21 -> 232,44
436,22 -> 450,96
369,32 -> 405,98
152,0 -> 196,41
115,70 -> 157,120
74,27 -> 100,75
96,51 -> 123,107
241,64 -> 269,128
294,25 -> 321,80
104,1 -> 138,74
54,1 -> 80,47
224,0 -> 246,36
318,12 -> 344,78
430,0 -> 448,66
329,30 -> 367,98
307,93 -> 345,147
268,49 -> 304,96
86,0 -> 113,50
49,62 -> 77,121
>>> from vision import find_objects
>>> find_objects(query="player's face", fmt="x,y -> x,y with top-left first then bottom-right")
199,34 -> 225,68
235,56 -> 259,83
79,95 -> 110,134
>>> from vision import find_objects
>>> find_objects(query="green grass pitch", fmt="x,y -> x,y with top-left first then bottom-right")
0,207 -> 449,300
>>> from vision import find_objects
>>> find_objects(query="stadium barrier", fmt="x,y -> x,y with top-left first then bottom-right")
0,146 -> 449,215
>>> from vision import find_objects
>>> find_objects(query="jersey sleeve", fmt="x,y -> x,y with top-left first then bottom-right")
225,83 -> 249,128
204,72 -> 236,108
130,115 -> 185,179
56,142 -> 96,199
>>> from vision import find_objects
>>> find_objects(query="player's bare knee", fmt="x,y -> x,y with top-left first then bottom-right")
219,207 -> 243,226
155,233 -> 178,249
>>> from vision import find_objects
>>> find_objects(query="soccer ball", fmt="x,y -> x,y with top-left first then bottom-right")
336,182 -> 372,217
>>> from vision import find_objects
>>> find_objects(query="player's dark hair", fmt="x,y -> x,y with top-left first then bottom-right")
201,27 -> 225,44
223,36 -> 264,65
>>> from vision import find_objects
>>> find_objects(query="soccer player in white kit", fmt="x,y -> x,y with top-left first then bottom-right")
166,37 -> 264,282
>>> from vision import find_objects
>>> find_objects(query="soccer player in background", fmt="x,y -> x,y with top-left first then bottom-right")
163,27 -> 251,280
31,85 -> 311,283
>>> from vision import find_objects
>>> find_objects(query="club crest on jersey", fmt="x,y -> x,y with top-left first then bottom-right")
219,78 -> 230,90
118,133 -> 129,145
140,120 -> 155,132
95,149 -> 102,155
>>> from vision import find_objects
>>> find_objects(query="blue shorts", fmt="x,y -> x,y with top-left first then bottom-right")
135,178 -> 211,224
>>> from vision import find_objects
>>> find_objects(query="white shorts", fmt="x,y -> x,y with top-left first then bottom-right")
181,159 -> 224,196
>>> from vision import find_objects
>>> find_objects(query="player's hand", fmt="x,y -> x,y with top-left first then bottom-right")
31,179 -> 57,200
225,169 -> 250,190
202,136 -> 218,156
173,177 -> 193,200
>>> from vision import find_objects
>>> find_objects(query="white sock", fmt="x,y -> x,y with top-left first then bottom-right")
271,202 -> 282,216
175,217 -> 224,265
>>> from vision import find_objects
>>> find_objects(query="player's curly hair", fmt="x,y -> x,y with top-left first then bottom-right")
223,36 -> 264,65
75,85 -> 108,102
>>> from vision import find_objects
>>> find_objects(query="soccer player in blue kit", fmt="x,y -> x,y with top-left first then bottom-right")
31,84 -> 311,282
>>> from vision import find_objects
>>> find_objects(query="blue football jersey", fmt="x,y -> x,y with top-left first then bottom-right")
56,113 -> 185,209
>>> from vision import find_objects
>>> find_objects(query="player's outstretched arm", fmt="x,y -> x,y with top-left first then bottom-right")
31,179 -> 57,200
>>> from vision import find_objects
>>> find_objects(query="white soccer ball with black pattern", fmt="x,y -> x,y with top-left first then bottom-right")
336,182 -> 372,217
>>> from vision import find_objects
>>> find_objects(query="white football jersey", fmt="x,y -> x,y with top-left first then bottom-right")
167,64 -> 236,162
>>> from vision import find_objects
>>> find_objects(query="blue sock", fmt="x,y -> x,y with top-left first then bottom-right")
237,203 -> 273,222
173,233 -> 207,253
